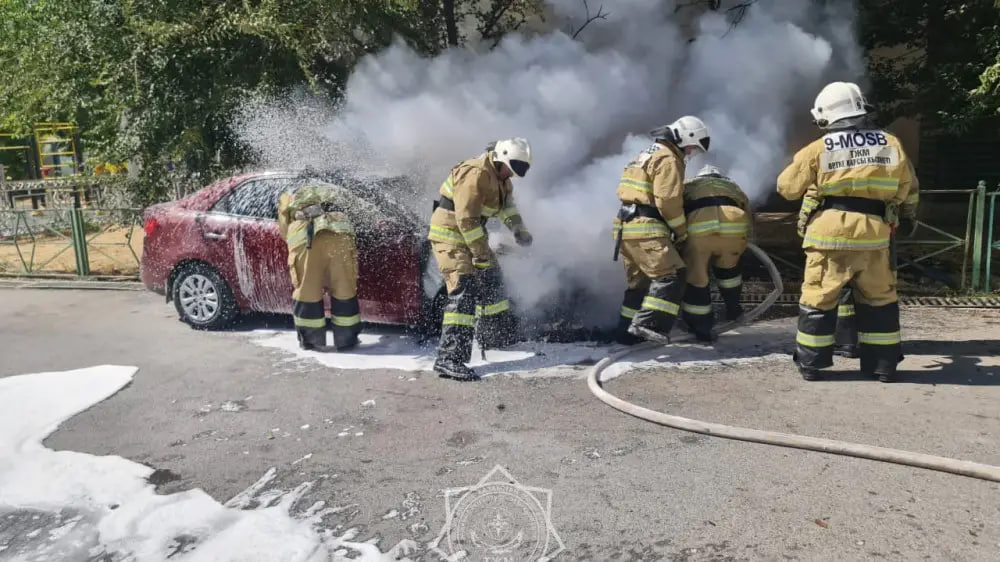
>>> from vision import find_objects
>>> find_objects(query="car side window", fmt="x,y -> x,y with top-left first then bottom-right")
212,179 -> 292,220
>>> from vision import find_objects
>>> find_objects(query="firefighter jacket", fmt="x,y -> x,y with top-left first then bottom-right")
682,176 -> 751,238
778,128 -> 916,251
613,142 -> 688,241
278,186 -> 355,251
427,153 -> 528,262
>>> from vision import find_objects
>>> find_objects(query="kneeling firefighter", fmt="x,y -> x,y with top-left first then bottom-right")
678,165 -> 752,342
278,184 -> 362,352
428,138 -> 534,381
613,116 -> 711,345
778,81 -> 918,382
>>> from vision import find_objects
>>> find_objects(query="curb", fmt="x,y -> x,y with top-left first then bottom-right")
0,278 -> 145,291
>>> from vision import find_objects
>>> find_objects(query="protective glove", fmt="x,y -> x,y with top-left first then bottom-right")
514,228 -> 533,247
898,217 -> 917,238
472,256 -> 493,270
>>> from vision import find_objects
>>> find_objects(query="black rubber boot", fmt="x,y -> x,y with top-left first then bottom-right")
475,266 -> 519,350
680,284 -> 715,343
294,299 -> 329,351
833,345 -> 859,358
795,304 -> 837,370
436,275 -> 478,381
834,287 -> 858,358
616,286 -> 646,345
714,264 -> 744,322
433,358 -> 480,381
856,301 -> 902,384
331,297 -> 362,351
798,363 -> 822,381
629,269 -> 686,344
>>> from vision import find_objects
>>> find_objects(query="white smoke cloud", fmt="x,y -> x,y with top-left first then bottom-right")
235,0 -> 862,326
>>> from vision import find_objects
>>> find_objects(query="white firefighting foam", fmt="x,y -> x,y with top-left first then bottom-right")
248,325 -> 791,379
234,0 -> 863,325
0,366 -> 418,561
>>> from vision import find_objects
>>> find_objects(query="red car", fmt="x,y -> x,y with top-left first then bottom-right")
140,170 -> 446,331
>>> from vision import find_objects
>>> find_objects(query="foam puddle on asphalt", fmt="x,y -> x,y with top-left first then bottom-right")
0,366 -> 418,561
249,326 -> 792,378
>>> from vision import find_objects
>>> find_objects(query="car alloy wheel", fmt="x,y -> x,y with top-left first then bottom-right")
178,273 -> 220,323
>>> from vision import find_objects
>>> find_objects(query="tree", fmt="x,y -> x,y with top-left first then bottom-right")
858,0 -> 1000,132
0,0 -> 545,202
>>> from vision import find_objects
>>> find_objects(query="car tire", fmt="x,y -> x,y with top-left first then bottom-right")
172,263 -> 237,330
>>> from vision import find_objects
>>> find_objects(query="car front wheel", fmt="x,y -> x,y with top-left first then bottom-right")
172,263 -> 237,330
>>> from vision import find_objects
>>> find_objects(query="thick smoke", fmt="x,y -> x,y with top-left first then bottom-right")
235,0 -> 863,326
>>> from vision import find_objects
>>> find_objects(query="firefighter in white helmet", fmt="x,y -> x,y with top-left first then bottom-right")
613,116 -> 710,345
778,81 -> 918,382
678,164 -> 752,342
428,137 -> 534,381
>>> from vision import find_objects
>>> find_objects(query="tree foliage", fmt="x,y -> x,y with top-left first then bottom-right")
0,0 -> 541,202
858,0 -> 1000,132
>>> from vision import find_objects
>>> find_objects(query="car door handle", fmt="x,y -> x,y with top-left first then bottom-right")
203,231 -> 227,240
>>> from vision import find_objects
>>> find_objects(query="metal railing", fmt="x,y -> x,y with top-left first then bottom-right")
984,186 -> 1000,292
754,181 -> 990,292
0,205 -> 142,278
897,184 -> 985,291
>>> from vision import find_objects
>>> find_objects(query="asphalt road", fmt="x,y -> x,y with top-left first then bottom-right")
1,287 -> 999,561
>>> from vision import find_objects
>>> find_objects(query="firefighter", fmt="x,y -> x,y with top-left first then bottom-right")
778,81 -> 918,382
428,138 -> 534,381
798,154 -> 920,361
277,183 -> 362,352
678,165 -> 752,342
613,116 -> 711,345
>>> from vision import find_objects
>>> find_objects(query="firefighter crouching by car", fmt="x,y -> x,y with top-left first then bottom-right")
678,165 -> 751,342
778,81 -> 918,383
278,184 -> 362,352
612,116 -> 711,345
428,138 -> 534,381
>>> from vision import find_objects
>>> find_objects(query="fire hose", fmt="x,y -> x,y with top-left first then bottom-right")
586,243 -> 1000,483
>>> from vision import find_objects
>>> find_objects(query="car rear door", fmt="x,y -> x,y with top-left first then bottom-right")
219,178 -> 296,314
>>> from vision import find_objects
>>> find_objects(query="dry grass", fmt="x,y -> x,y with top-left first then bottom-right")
0,226 -> 144,276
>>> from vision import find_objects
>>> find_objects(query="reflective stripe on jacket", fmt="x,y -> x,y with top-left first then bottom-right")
428,154 -> 526,259
683,177 -> 751,238
778,128 -> 916,251
278,192 -> 354,251
613,142 -> 687,241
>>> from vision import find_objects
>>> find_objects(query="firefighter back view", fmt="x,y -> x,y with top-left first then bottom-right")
778,81 -> 918,382
679,165 -> 752,342
278,183 -> 362,352
428,138 -> 534,381
613,116 -> 710,345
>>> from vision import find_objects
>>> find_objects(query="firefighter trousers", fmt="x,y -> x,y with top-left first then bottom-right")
835,287 -> 858,352
288,231 -> 361,350
680,234 -> 746,337
616,236 -> 686,342
796,248 -> 901,376
432,242 -> 518,365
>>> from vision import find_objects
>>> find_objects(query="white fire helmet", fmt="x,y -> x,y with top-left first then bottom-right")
696,165 -> 727,179
810,81 -> 873,129
492,137 -> 532,178
651,116 -> 710,153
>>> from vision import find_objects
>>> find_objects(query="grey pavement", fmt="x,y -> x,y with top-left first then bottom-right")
1,288 -> 999,561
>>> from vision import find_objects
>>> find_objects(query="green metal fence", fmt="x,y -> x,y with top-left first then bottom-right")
983,185 -> 1000,292
897,183 -> 986,292
0,207 -> 143,278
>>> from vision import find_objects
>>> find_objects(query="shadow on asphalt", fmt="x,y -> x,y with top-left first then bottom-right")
823,339 -> 1000,386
